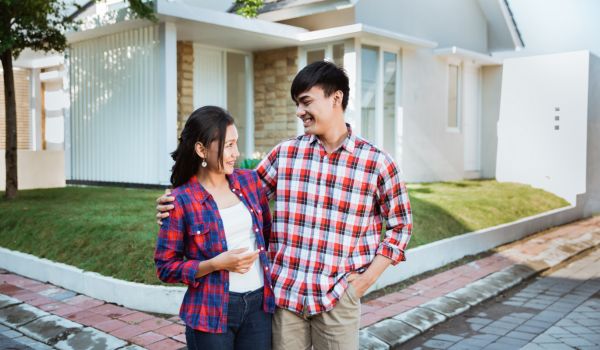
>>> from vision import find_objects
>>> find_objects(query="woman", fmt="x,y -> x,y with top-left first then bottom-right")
154,106 -> 274,350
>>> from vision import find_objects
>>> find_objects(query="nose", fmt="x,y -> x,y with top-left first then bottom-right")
296,105 -> 306,117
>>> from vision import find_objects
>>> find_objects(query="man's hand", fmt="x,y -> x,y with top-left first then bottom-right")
347,255 -> 394,298
211,248 -> 260,274
156,189 -> 175,225
347,272 -> 376,299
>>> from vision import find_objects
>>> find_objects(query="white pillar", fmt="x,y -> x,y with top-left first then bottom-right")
246,54 -> 255,158
462,62 -> 481,178
344,39 -> 360,132
158,22 -> 178,185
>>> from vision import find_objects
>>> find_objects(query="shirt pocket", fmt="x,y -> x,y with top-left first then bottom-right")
189,224 -> 212,257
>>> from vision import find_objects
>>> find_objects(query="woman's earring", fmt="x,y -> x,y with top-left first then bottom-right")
201,159 -> 207,168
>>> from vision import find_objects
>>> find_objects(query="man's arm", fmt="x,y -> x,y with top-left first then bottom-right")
350,155 -> 413,297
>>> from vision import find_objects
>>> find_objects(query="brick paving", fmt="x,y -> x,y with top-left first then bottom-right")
403,247 -> 600,349
360,216 -> 600,328
0,271 -> 186,349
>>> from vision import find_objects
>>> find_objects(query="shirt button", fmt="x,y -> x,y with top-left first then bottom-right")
250,208 -> 254,212
264,266 -> 269,271
255,228 -> 259,232
239,194 -> 243,197
260,247 -> 264,251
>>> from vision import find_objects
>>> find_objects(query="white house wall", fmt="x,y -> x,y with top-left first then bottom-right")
585,54 -> 600,215
508,0 -> 600,56
480,65 -> 503,179
496,51 -> 590,204
354,0 -> 488,53
69,25 -> 161,184
401,48 -> 465,182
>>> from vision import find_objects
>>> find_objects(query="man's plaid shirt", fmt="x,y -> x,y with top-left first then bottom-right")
256,125 -> 412,315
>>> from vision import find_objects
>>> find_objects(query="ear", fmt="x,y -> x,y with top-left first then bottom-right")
195,142 -> 206,159
333,90 -> 343,107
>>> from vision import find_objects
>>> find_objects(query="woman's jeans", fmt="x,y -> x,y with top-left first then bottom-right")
185,288 -> 272,350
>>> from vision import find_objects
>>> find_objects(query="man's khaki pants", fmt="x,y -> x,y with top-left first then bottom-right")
272,284 -> 361,350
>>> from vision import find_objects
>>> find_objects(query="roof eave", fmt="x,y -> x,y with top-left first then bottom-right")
434,46 -> 503,65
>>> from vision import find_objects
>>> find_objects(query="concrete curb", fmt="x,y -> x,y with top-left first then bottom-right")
0,205 -> 585,315
0,247 -> 185,315
359,229 -> 600,349
0,300 -> 134,350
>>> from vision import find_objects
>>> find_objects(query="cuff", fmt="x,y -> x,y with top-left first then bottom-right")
181,260 -> 201,288
376,242 -> 406,266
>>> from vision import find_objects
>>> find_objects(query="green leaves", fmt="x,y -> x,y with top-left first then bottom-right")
235,0 -> 264,18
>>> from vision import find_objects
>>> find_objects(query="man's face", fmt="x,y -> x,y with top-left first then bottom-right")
295,86 -> 338,136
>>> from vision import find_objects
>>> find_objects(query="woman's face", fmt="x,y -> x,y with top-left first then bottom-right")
200,124 -> 240,175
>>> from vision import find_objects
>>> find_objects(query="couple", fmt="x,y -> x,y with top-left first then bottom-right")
154,61 -> 413,350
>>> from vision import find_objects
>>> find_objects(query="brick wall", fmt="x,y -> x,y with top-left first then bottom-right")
253,47 -> 298,155
177,41 -> 194,136
0,68 -> 30,150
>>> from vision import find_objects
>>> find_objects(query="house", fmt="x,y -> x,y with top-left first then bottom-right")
0,49 -> 66,190
61,0 -> 523,187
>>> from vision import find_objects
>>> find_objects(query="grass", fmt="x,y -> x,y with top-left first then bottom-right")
0,180 -> 569,285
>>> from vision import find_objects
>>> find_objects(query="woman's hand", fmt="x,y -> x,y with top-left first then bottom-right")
212,248 -> 260,274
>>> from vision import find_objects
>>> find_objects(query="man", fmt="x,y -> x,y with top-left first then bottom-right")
157,61 -> 412,349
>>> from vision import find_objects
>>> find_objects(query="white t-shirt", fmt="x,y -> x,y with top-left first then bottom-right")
219,201 -> 264,292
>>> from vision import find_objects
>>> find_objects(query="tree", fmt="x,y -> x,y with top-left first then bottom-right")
0,0 -> 262,200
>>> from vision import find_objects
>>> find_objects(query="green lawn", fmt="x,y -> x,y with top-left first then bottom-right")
0,180 -> 569,285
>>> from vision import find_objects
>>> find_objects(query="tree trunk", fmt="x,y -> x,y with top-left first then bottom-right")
1,49 -> 18,199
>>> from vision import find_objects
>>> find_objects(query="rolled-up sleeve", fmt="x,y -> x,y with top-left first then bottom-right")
375,155 -> 413,265
154,197 -> 202,288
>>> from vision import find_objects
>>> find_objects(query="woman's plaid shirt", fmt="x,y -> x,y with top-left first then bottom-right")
256,125 -> 412,315
154,169 -> 274,333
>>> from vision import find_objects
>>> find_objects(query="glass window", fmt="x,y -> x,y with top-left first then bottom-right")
383,52 -> 397,155
361,45 -> 378,142
307,49 -> 325,64
448,64 -> 459,129
227,52 -> 248,158
332,44 -> 344,66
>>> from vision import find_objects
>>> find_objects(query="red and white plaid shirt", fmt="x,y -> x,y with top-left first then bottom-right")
256,124 -> 412,315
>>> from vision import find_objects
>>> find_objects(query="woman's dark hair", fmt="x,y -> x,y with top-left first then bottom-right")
290,60 -> 350,110
170,106 -> 235,188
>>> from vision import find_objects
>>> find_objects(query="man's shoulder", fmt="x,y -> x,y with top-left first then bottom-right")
353,135 -> 400,170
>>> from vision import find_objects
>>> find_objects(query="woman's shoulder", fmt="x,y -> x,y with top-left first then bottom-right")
233,168 -> 258,182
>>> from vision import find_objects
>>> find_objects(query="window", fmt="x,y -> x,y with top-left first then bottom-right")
448,64 -> 460,129
193,45 -> 251,158
361,45 -> 378,142
360,46 -> 400,157
303,43 -> 344,67
383,52 -> 397,154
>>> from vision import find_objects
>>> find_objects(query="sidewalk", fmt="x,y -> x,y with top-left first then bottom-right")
0,216 -> 598,350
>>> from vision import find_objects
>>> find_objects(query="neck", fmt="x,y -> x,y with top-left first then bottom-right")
197,169 -> 228,189
319,121 -> 348,153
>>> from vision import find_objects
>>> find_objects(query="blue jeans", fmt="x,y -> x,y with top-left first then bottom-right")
185,288 -> 272,350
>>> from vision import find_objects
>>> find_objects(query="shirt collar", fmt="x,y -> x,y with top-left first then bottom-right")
308,123 -> 356,154
187,170 -> 242,204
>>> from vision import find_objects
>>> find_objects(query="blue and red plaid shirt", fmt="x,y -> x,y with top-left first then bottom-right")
155,169 -> 274,333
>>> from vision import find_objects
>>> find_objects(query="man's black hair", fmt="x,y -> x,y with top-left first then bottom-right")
291,61 -> 350,110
